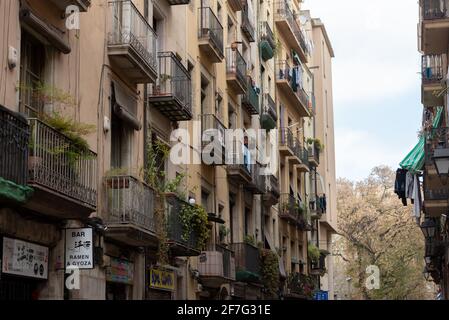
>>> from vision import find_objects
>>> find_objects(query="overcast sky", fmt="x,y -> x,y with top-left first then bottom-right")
304,0 -> 423,181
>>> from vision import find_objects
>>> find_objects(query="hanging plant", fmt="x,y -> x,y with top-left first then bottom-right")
243,234 -> 256,246
179,203 -> 210,250
308,243 -> 321,262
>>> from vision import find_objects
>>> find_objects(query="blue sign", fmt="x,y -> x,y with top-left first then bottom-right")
314,291 -> 329,300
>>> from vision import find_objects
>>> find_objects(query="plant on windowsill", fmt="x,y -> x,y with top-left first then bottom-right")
306,138 -> 325,153
219,225 -> 230,244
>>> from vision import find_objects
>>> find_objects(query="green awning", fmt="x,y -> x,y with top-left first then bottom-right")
400,106 -> 443,173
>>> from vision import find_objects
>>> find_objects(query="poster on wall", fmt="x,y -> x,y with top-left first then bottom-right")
65,228 -> 94,270
2,237 -> 49,279
149,268 -> 175,291
105,258 -> 134,285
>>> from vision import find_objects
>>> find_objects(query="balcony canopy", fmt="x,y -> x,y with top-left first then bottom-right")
400,106 -> 443,173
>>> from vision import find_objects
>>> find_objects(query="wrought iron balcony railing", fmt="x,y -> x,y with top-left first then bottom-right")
261,93 -> 277,130
242,78 -> 260,115
260,21 -> 276,48
198,7 -> 224,59
200,114 -> 226,165
104,175 -> 156,232
166,194 -> 200,256
421,0 -> 449,20
28,118 -> 97,209
199,244 -> 235,280
279,193 -> 299,222
0,105 -> 30,186
231,242 -> 260,281
422,54 -> 445,84
148,52 -> 192,121
279,127 -> 295,152
108,0 -> 158,82
241,1 -> 256,42
226,47 -> 247,93
424,127 -> 449,164
308,143 -> 320,166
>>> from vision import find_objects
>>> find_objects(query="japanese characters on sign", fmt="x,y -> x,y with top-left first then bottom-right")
149,268 -> 175,291
2,237 -> 49,279
65,228 -> 94,270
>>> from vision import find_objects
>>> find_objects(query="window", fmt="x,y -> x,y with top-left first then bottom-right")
20,31 -> 47,117
111,112 -> 133,170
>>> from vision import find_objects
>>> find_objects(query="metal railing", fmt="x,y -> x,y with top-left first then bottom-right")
231,242 -> 260,276
422,54 -> 445,84
242,78 -> 260,115
104,175 -> 156,232
251,163 -> 266,194
279,127 -> 295,151
280,193 -> 298,219
260,21 -> 275,48
308,143 -> 320,164
200,114 -> 226,146
266,174 -> 280,198
0,105 -> 30,185
226,47 -> 247,88
166,194 -> 199,250
149,52 -> 191,111
108,0 -> 158,71
275,1 -> 303,49
241,1 -> 256,42
300,146 -> 309,166
227,141 -> 253,175
421,0 -> 449,20
263,94 -> 277,122
28,119 -> 97,207
424,127 -> 449,164
298,87 -> 310,109
198,7 -> 224,57
199,244 -> 235,279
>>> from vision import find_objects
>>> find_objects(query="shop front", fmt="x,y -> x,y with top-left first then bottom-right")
147,266 -> 175,300
0,236 -> 49,300
105,257 -> 134,300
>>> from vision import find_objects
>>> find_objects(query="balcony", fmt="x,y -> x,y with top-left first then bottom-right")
165,194 -> 201,256
296,145 -> 310,173
279,194 -> 299,224
226,48 -> 248,95
0,105 -> 33,204
198,7 -> 224,63
201,114 -> 227,166
286,272 -> 313,300
260,22 -> 276,61
241,1 -> 256,42
198,245 -> 236,287
274,1 -> 308,62
279,127 -> 295,157
422,54 -> 446,106
228,0 -> 244,12
165,0 -> 190,5
231,243 -> 261,283
423,127 -> 449,216
276,61 -> 310,117
108,0 -> 158,84
148,52 -> 192,121
104,175 -> 158,247
420,0 -> 449,54
263,174 -> 281,206
310,254 -> 326,275
227,143 -> 253,185
26,119 -> 97,219
261,94 -> 277,131
308,143 -> 320,167
49,0 -> 91,12
247,163 -> 266,195
242,78 -> 260,115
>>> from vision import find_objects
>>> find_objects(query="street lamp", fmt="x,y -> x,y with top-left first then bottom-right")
421,218 -> 437,240
432,148 -> 449,181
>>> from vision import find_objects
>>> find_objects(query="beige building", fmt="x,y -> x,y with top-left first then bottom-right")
0,0 -> 336,300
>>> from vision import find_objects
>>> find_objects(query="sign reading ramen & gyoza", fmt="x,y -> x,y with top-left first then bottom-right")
65,228 -> 94,270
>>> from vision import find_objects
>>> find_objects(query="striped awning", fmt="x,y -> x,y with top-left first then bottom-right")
400,107 -> 443,173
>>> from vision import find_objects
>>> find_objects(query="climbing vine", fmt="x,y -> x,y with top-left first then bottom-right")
179,203 -> 210,250
259,249 -> 280,297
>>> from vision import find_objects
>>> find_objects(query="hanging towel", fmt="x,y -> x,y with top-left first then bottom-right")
411,174 -> 422,219
291,67 -> 298,92
394,168 -> 407,206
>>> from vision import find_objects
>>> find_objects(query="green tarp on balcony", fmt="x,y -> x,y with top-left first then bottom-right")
260,40 -> 274,61
400,106 -> 443,173
0,177 -> 34,204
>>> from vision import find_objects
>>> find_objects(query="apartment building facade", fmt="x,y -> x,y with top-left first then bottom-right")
0,0 -> 336,300
411,0 -> 449,300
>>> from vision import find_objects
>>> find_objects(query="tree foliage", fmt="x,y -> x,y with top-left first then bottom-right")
335,166 -> 434,300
